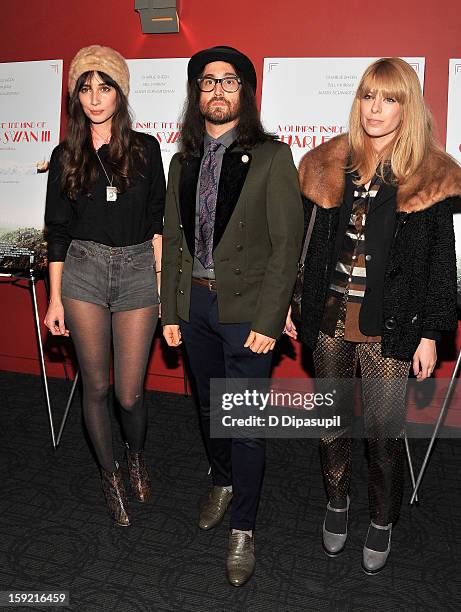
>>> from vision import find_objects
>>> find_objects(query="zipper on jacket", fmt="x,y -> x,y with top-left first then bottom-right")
325,214 -> 332,276
393,213 -> 408,239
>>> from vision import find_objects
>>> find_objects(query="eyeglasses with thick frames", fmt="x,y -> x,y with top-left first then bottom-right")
196,76 -> 242,93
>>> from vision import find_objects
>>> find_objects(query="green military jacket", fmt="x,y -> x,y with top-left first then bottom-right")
161,139 -> 303,339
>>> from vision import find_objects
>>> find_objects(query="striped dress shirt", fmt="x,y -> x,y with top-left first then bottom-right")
321,175 -> 383,342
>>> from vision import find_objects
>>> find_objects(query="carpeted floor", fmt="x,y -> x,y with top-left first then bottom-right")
0,371 -> 460,612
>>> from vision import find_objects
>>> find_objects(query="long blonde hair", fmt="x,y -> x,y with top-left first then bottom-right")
348,57 -> 438,185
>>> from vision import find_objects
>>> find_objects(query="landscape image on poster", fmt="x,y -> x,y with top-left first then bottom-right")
0,228 -> 47,271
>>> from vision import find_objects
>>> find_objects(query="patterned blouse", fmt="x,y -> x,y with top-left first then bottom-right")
320,174 -> 383,343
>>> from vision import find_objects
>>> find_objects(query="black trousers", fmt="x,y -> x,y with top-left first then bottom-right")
313,331 -> 411,525
180,282 -> 272,531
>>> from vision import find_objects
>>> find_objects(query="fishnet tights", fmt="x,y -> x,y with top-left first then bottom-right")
313,331 -> 411,524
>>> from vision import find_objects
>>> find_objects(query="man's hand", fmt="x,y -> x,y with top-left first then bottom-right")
244,330 -> 276,354
412,338 -> 437,382
163,324 -> 182,347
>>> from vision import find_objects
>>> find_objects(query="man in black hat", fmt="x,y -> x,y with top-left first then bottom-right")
161,46 -> 303,586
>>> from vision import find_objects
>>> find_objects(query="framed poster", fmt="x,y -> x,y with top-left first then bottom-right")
127,58 -> 189,177
0,60 -> 62,269
261,57 -> 425,167
446,59 -> 461,307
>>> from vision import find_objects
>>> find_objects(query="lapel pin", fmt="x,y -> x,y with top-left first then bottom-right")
241,154 -> 249,164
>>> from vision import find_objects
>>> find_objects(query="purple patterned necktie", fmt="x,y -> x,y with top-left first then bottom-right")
196,140 -> 221,268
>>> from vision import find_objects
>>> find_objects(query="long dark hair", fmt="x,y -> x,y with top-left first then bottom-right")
180,70 -> 275,157
60,71 -> 147,199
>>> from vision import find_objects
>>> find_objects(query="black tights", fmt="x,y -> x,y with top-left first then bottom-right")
63,297 -> 158,472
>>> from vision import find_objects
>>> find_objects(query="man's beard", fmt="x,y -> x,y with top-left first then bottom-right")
200,99 -> 239,125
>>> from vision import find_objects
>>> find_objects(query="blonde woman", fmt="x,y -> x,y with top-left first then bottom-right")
286,57 -> 461,573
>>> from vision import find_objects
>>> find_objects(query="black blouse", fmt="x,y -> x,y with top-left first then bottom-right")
45,131 -> 165,262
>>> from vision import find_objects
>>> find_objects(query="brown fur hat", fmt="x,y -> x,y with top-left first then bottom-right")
68,45 -> 130,97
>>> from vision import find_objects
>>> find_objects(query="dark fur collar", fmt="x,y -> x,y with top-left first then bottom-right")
298,133 -> 461,212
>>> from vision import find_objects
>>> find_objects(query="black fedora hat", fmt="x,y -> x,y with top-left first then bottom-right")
188,45 -> 257,93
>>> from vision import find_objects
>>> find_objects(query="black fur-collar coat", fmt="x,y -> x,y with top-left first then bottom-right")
298,134 -> 461,360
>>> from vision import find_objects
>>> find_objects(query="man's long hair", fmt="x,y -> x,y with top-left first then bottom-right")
180,70 -> 275,156
60,70 -> 147,200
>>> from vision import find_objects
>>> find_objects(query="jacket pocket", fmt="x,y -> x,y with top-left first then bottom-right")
244,268 -> 266,283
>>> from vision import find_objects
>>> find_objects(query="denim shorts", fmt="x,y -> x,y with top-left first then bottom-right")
62,239 -> 159,312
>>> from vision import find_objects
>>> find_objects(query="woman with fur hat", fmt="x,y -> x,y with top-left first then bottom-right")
285,57 -> 460,573
44,46 -> 165,526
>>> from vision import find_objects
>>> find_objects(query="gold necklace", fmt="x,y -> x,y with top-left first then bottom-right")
91,126 -> 111,145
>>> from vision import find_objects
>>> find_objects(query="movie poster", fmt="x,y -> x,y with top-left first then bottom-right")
127,58 -> 188,177
0,60 -> 62,269
446,59 -> 461,307
260,57 -> 425,167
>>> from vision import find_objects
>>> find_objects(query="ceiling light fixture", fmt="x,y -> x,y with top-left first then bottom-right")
135,0 -> 180,34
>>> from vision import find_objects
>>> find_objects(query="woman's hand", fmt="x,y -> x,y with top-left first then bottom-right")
163,324 -> 182,346
36,160 -> 49,173
283,306 -> 297,340
152,234 -> 162,319
412,338 -> 437,382
44,300 -> 69,336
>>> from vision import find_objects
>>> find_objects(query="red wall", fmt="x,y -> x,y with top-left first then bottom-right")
1,1 -> 460,418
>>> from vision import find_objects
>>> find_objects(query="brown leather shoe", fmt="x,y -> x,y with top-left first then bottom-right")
198,486 -> 233,530
226,532 -> 255,587
100,461 -> 130,527
126,446 -> 152,503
